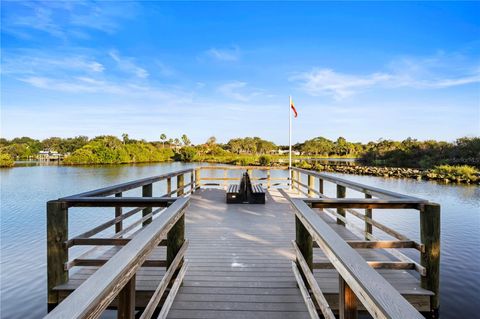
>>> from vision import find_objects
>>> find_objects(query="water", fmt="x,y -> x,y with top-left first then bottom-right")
1,163 -> 479,318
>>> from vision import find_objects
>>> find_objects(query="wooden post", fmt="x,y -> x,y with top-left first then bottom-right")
224,169 -> 227,189
337,185 -> 346,226
117,274 -> 136,319
142,184 -> 152,226
177,174 -> 184,197
292,170 -> 298,192
308,174 -> 315,197
421,203 -> 441,318
365,194 -> 372,239
190,171 -> 194,194
267,169 -> 271,189
319,178 -> 324,195
295,216 -> 313,272
339,277 -> 358,319
47,201 -> 68,311
115,192 -> 123,233
247,168 -> 253,180
167,214 -> 185,268
195,168 -> 200,190
167,177 -> 172,196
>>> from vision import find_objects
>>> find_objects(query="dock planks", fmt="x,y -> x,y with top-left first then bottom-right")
54,188 -> 432,317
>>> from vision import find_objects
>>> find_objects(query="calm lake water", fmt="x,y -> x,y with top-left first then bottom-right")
1,162 -> 479,318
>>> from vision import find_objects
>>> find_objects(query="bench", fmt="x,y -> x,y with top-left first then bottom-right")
226,184 -> 243,203
226,172 -> 266,204
249,184 -> 266,204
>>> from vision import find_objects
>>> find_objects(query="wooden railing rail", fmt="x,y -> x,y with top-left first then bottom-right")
292,167 -> 427,201
61,168 -> 194,199
289,167 -> 440,317
45,197 -> 189,319
47,168 -> 195,312
290,197 -> 425,319
197,165 -> 289,189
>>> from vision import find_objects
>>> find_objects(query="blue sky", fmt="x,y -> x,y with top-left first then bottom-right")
1,1 -> 479,144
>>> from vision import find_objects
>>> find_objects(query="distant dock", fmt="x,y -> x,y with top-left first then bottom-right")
44,166 -> 440,319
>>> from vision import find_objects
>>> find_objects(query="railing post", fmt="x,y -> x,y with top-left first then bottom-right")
190,171 -> 194,194
339,277 -> 358,319
47,201 -> 68,311
365,194 -> 372,239
308,174 -> 315,197
224,169 -> 227,189
337,185 -> 346,226
319,178 -> 324,195
421,203 -> 441,318
195,168 -> 200,190
167,177 -> 172,196
142,184 -> 152,226
177,174 -> 184,196
267,169 -> 271,189
167,213 -> 185,268
295,215 -> 313,273
117,274 -> 136,319
115,192 -> 123,233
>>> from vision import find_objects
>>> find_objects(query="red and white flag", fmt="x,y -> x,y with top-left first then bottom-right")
291,99 -> 298,118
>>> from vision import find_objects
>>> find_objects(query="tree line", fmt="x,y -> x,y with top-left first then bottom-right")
0,134 -> 478,169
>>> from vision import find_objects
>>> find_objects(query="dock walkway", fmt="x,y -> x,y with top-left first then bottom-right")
46,166 -> 439,319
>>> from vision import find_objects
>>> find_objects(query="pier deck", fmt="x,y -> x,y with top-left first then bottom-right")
46,166 -> 440,319
53,187 -> 432,318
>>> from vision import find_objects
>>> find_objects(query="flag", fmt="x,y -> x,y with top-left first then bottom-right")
291,99 -> 298,118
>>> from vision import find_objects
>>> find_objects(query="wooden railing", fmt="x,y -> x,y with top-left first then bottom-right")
195,165 -> 289,189
46,169 -> 194,318
290,167 -> 440,318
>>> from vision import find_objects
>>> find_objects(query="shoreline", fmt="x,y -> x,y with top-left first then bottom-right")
4,158 -> 479,185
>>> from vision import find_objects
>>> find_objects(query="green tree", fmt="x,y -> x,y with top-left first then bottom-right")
181,134 -> 191,146
160,134 -> 167,148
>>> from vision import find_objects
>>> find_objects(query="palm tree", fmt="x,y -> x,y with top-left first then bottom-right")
160,134 -> 167,148
121,133 -> 129,145
181,134 -> 191,146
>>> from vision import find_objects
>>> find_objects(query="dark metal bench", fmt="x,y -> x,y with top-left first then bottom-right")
226,184 -> 243,204
245,174 -> 265,204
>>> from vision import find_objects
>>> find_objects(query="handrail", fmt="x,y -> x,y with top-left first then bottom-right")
45,197 -> 189,319
292,167 -> 426,201
290,197 -> 424,319
61,168 -> 193,199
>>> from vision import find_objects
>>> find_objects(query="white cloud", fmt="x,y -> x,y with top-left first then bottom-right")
109,50 -> 149,78
206,46 -> 240,61
291,69 -> 391,99
218,81 -> 249,101
2,2 -> 138,40
291,53 -> 480,99
217,81 -> 265,102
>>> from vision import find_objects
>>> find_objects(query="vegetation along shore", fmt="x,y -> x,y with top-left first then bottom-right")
1,134 -> 478,184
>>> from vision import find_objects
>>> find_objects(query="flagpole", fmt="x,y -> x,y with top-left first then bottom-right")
289,95 -> 292,189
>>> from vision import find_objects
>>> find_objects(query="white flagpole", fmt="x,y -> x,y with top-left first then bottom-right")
289,95 -> 292,189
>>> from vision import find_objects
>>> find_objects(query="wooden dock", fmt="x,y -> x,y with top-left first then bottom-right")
45,166 -> 440,319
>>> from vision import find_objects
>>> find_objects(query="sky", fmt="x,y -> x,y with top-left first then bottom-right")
1,1 -> 479,145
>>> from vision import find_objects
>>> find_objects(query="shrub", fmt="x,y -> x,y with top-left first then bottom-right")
175,146 -> 197,162
258,155 -> 271,166
431,165 -> 479,182
0,153 -> 14,167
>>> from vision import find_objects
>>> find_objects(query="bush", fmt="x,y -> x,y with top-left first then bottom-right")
258,155 -> 271,166
175,146 -> 197,162
0,153 -> 14,167
430,165 -> 479,182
